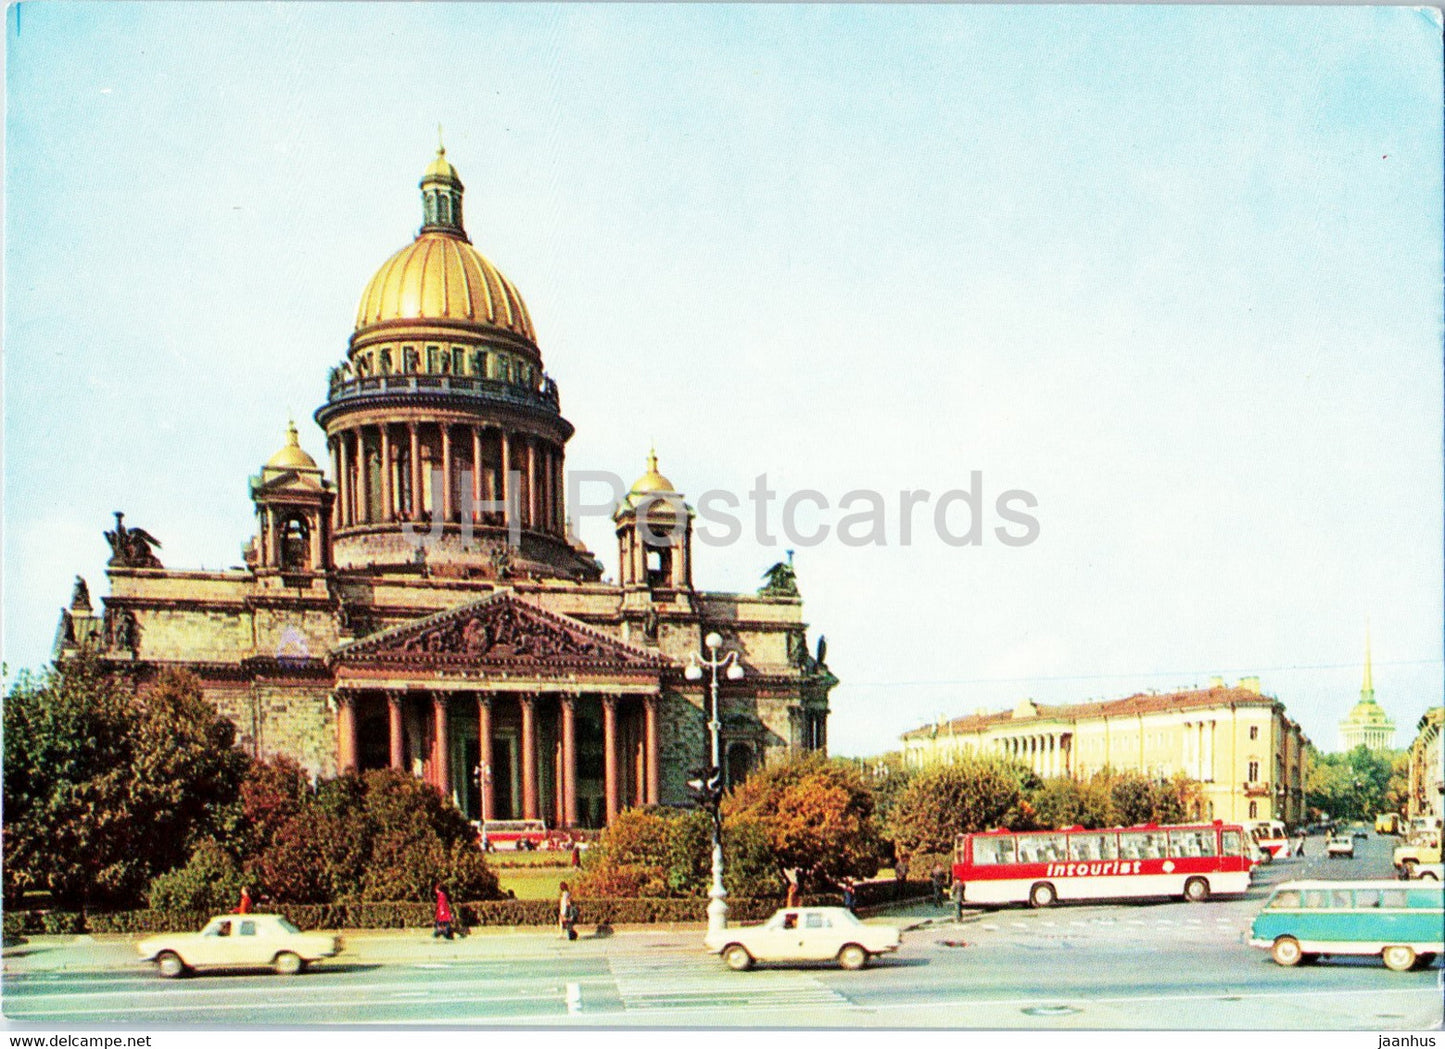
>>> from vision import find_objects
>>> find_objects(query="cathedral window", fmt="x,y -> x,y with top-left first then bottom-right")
402,347 -> 419,373
498,357 -> 511,382
452,347 -> 466,374
379,348 -> 393,374
355,355 -> 370,378
424,191 -> 438,226
438,193 -> 451,225
427,345 -> 441,372
473,349 -> 489,378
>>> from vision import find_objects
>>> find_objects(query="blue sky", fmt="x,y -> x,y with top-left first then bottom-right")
5,3 -> 1442,757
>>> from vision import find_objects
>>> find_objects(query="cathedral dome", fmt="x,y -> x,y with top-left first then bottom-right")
629,450 -> 677,497
353,147 -> 536,344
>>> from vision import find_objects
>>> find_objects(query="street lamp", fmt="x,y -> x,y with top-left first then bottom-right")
685,630 -> 744,934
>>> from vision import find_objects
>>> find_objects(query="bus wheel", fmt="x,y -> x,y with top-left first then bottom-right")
1183,877 -> 1210,903
1382,946 -> 1416,972
1029,882 -> 1057,908
1270,937 -> 1303,967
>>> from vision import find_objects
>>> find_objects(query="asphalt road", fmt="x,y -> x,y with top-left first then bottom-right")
4,833 -> 1441,1029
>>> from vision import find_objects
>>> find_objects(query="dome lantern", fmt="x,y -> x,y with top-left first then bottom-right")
420,141 -> 466,239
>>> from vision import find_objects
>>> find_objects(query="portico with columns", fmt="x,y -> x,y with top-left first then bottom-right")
330,590 -> 669,828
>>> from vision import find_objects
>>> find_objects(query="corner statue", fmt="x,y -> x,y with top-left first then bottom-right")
758,551 -> 800,598
104,512 -> 164,569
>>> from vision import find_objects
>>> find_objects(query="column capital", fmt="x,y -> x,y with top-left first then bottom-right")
476,693 -> 493,710
333,690 -> 356,709
385,689 -> 404,708
558,693 -> 576,711
601,694 -> 618,711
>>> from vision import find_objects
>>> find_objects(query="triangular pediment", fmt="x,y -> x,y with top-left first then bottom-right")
331,590 -> 668,673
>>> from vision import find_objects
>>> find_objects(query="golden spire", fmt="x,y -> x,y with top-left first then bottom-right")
1361,620 -> 1375,702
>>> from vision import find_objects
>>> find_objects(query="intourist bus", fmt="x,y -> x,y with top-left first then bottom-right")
952,821 -> 1254,908
1248,820 -> 1290,862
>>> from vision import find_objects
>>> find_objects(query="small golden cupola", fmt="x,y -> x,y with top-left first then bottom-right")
249,421 -> 334,576
615,449 -> 694,592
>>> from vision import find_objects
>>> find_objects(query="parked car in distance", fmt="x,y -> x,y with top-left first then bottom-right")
1350,824 -> 1369,841
1410,863 -> 1442,882
1392,835 -> 1442,877
1325,835 -> 1355,858
1249,880 -> 1444,972
137,914 -> 341,978
704,907 -> 901,971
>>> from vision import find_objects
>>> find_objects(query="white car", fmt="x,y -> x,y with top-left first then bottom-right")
137,914 -> 341,977
1325,835 -> 1355,858
704,906 -> 901,971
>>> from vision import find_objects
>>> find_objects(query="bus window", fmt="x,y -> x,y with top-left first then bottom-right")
1222,830 -> 1243,857
1302,890 -> 1329,909
1381,889 -> 1409,909
1168,829 -> 1217,858
1330,890 -> 1352,909
1119,831 -> 1167,860
973,837 -> 1016,865
1017,833 -> 1066,864
1355,890 -> 1382,909
1068,833 -> 1119,861
1271,890 -> 1302,909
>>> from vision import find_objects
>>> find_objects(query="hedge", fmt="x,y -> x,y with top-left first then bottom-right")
3,894 -> 890,936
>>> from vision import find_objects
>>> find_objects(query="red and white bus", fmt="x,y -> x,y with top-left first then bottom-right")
1248,820 -> 1290,863
952,820 -> 1255,908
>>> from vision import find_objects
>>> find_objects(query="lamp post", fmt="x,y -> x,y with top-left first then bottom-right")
685,631 -> 744,934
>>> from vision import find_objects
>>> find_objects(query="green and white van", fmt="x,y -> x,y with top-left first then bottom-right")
1249,880 -> 1444,971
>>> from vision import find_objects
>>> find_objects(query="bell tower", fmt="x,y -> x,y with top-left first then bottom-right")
248,421 -> 335,575
614,450 -> 694,593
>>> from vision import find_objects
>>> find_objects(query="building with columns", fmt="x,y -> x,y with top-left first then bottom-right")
53,148 -> 837,830
899,679 -> 1309,826
1337,630 -> 1396,752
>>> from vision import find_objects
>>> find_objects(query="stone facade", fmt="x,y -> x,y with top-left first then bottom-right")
54,149 -> 836,829
900,679 -> 1309,826
1406,707 -> 1443,828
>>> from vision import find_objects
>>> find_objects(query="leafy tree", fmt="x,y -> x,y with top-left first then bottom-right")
722,753 -> 885,892
575,806 -> 710,899
886,758 -> 1036,857
3,660 -> 246,908
1306,745 -> 1403,821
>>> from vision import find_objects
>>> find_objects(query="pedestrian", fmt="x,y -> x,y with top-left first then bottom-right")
236,886 -> 253,914
930,863 -> 946,907
571,842 -> 582,869
1293,832 -> 1307,858
895,853 -> 910,883
784,867 -> 800,907
951,878 -> 965,922
559,881 -> 578,941
841,879 -> 856,913
433,884 -> 454,940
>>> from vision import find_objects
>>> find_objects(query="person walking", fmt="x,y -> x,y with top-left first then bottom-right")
559,881 -> 578,941
951,878 -> 965,922
235,886 -> 253,914
1293,832 -> 1307,858
930,863 -> 946,907
433,884 -> 454,940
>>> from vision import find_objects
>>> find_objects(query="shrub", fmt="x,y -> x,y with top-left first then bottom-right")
887,758 -> 1036,856
147,838 -> 247,911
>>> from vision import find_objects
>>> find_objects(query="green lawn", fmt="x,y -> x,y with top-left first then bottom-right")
489,855 -> 576,900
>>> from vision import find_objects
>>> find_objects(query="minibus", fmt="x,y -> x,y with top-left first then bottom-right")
1249,879 -> 1444,971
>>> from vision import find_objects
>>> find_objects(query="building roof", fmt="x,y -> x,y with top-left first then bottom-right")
901,685 -> 1286,741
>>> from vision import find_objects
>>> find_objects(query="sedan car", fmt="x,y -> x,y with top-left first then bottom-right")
137,914 -> 341,977
1325,835 -> 1355,858
704,906 -> 901,971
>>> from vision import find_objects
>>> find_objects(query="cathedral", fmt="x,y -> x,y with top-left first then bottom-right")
53,147 -> 836,830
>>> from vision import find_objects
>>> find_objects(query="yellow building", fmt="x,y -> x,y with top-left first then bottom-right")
900,678 -> 1309,825
1406,707 -> 1443,827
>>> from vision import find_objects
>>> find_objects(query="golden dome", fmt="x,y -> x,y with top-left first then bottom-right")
353,149 -> 536,343
629,449 -> 677,496
266,421 -> 318,471
354,233 -> 536,340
